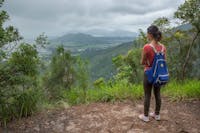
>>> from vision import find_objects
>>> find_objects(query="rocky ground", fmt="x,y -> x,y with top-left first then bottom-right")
1,97 -> 200,133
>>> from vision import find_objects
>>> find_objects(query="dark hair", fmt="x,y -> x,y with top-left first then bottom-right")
147,25 -> 162,41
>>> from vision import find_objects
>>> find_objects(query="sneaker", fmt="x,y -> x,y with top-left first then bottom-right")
138,114 -> 150,122
149,112 -> 160,121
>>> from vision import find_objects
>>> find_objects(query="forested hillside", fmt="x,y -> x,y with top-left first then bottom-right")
81,41 -> 134,80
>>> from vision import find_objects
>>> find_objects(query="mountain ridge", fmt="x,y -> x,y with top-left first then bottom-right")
51,32 -> 135,45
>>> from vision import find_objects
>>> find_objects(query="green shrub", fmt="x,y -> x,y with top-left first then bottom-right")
162,80 -> 200,100
64,88 -> 86,105
64,79 -> 143,105
0,87 -> 40,127
14,88 -> 39,118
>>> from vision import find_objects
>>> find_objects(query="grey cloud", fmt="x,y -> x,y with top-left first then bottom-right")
2,0 -> 185,39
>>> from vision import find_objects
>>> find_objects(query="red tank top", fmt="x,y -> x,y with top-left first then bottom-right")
142,44 -> 166,71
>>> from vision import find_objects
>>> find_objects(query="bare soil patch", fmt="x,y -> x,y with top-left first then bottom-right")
1,98 -> 200,133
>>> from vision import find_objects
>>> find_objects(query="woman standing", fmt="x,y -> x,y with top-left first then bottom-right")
139,25 -> 166,122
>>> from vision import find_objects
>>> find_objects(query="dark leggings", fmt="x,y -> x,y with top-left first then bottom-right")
143,73 -> 161,116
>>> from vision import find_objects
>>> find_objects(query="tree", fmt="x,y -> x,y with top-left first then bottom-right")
35,32 -> 50,48
113,48 -> 143,83
174,0 -> 200,79
0,0 -> 22,48
0,43 -> 40,126
151,16 -> 199,80
137,29 -> 148,45
8,43 -> 40,88
0,0 -> 22,63
152,17 -> 170,32
0,44 -> 40,90
0,1 -> 41,125
43,45 -> 76,99
74,57 -> 90,101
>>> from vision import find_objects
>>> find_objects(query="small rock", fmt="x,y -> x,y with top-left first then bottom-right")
127,128 -> 145,133
33,125 -> 40,132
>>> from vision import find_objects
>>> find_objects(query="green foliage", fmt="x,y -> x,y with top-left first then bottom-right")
74,57 -> 89,89
0,43 -> 40,88
43,45 -> 90,101
0,0 -> 4,7
152,17 -> 170,32
43,45 -> 76,99
73,57 -> 90,102
137,29 -> 148,44
162,80 -> 200,100
64,79 -> 143,105
93,77 -> 106,88
14,88 -> 40,118
0,0 -> 22,52
0,43 -> 41,126
174,0 -> 200,79
113,48 -> 143,83
81,41 -> 134,80
0,87 -> 40,127
0,12 -> 22,47
63,88 -> 86,105
64,79 -> 200,106
35,32 -> 50,48
87,79 -> 143,102
9,44 -> 39,76
174,0 -> 200,31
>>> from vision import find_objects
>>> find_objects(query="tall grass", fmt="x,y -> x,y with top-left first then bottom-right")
0,87 -> 41,127
64,79 -> 143,105
162,80 -> 200,100
64,80 -> 200,105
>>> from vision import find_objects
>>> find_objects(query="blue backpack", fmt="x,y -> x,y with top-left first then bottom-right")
145,44 -> 169,87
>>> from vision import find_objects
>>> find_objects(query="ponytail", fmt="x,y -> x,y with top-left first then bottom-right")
147,25 -> 162,41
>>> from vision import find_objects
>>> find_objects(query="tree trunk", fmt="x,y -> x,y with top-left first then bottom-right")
182,31 -> 200,79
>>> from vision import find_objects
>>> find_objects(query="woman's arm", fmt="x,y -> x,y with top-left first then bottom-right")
164,46 -> 167,60
140,48 -> 146,65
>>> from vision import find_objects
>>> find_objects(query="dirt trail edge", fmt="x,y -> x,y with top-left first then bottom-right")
1,98 -> 200,133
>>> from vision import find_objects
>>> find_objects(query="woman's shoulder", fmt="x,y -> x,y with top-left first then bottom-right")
159,43 -> 167,52
143,43 -> 151,48
159,43 -> 166,47
143,44 -> 152,52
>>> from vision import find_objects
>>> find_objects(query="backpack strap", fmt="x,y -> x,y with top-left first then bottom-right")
158,42 -> 165,53
161,44 -> 165,53
149,43 -> 165,53
149,44 -> 157,53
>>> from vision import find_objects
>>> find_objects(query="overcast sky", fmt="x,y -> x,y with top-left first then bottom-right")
2,0 -> 185,39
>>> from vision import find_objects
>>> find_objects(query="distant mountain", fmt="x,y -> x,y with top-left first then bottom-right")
52,33 -> 105,45
49,33 -> 135,54
85,29 -> 137,37
81,41 -> 134,80
175,23 -> 192,31
51,33 -> 135,45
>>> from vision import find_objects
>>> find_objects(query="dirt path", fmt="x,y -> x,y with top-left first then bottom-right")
1,98 -> 200,133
